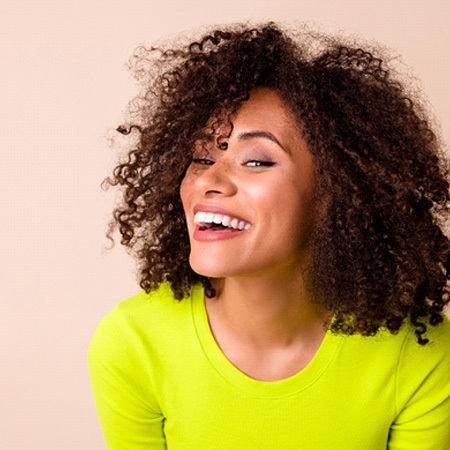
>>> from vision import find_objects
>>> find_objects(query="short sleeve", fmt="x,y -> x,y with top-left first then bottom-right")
88,308 -> 166,449
388,318 -> 450,450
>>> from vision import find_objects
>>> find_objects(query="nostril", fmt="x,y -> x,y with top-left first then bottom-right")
205,189 -> 223,195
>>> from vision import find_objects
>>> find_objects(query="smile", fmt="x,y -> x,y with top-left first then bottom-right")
194,211 -> 252,231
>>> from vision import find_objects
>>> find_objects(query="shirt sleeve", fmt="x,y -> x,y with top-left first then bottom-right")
388,318 -> 450,450
88,308 -> 166,450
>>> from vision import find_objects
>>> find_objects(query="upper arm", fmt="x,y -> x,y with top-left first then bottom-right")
388,321 -> 450,449
88,310 -> 166,450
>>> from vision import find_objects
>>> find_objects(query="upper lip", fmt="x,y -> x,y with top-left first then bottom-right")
193,204 -> 251,225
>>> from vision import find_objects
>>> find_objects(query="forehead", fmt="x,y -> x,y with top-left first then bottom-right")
197,88 -> 307,156
198,88 -> 304,148
234,88 -> 299,128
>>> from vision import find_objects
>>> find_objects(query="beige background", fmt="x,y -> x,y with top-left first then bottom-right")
1,1 -> 449,449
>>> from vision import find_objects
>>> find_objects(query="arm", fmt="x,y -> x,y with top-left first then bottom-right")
388,318 -> 450,449
88,309 -> 166,449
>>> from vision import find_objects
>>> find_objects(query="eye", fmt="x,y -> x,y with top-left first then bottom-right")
192,158 -> 215,166
245,160 -> 276,167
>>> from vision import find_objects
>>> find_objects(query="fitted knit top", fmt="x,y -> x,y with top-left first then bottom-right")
88,283 -> 450,449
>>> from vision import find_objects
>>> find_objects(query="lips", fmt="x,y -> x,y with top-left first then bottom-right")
194,211 -> 251,231
192,205 -> 252,241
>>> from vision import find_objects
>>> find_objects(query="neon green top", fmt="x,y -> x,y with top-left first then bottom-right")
88,283 -> 450,449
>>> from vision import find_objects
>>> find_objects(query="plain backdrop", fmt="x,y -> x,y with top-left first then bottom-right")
1,1 -> 449,449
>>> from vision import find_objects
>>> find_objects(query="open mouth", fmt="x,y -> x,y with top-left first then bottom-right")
194,212 -> 251,232
198,223 -> 233,232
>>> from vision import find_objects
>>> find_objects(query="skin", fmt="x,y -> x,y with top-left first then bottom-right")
180,88 -> 330,381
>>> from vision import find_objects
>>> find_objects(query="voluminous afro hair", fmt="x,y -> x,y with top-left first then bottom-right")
107,22 -> 450,344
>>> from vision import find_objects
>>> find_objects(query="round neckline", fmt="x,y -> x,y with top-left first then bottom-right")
191,284 -> 343,398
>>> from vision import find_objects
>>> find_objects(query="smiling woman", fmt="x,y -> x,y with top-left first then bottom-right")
181,88 -> 316,280
88,22 -> 450,449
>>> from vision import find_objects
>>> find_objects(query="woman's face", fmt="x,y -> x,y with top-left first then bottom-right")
180,88 -> 316,279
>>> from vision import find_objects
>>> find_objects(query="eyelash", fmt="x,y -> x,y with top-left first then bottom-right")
191,158 -> 275,167
245,160 -> 276,167
192,158 -> 214,165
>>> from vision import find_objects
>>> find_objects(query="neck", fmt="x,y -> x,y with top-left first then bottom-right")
207,270 -> 329,349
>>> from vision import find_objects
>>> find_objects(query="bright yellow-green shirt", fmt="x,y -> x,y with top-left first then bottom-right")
88,283 -> 450,449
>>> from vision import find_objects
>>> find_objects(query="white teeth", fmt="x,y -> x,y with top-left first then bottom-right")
193,211 -> 251,230
195,211 -> 206,223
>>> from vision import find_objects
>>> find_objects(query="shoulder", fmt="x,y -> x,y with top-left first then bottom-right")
340,315 -> 450,358
115,282 -> 188,317
334,316 -> 450,381
88,283 -> 195,368
392,316 -> 450,411
397,315 -> 450,377
399,315 -> 450,365
98,282 -> 191,331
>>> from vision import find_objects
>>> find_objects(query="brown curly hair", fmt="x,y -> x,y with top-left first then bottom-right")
106,22 -> 450,344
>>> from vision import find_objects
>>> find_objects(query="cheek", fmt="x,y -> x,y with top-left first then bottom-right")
253,177 -> 315,237
245,176 -> 301,214
179,177 -> 193,231
180,170 -> 213,239
179,176 -> 191,208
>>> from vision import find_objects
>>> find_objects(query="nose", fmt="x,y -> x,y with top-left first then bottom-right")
196,159 -> 237,198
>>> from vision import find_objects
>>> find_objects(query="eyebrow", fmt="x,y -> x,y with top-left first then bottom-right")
196,130 -> 287,152
236,130 -> 286,152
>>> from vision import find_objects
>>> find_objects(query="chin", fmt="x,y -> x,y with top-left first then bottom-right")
189,258 -> 229,279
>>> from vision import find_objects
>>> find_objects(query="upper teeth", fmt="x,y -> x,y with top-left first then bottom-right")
194,212 -> 251,231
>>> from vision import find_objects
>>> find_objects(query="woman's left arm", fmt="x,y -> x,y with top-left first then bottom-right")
388,318 -> 450,450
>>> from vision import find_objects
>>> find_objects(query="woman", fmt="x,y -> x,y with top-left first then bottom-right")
88,23 -> 450,449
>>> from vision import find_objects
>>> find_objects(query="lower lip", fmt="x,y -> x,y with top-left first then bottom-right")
193,226 -> 247,241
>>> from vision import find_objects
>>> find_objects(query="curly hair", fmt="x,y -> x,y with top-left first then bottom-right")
106,22 -> 450,344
